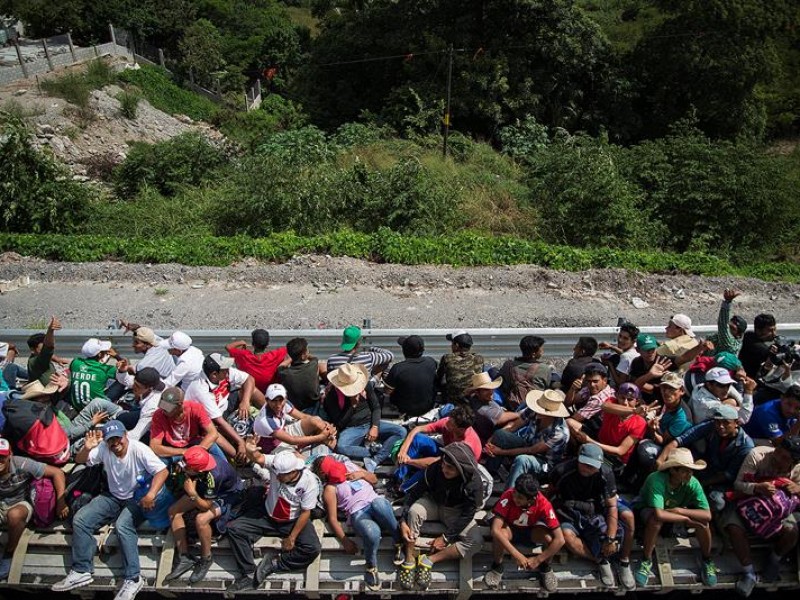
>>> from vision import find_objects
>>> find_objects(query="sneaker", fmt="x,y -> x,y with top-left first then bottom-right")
114,576 -> 144,600
0,557 -> 11,580
392,544 -> 405,566
735,573 -> 757,598
484,564 -> 504,589
598,559 -> 615,587
634,559 -> 653,587
539,567 -> 558,592
762,554 -> 781,582
397,560 -> 416,590
364,457 -> 378,473
189,556 -> 213,585
52,570 -> 94,592
365,567 -> 380,591
165,554 -> 198,582
416,555 -> 433,590
618,562 -> 635,591
701,559 -> 718,587
227,574 -> 255,592
255,556 -> 280,585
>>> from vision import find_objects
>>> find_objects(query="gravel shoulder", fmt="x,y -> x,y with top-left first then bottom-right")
2,253 -> 800,330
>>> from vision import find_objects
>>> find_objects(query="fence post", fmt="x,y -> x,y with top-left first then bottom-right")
158,48 -> 165,69
66,32 -> 77,61
109,23 -> 117,47
14,42 -> 28,79
42,38 -> 54,71
189,67 -> 195,85
94,46 -> 100,58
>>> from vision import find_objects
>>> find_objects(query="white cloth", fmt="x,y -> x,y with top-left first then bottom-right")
115,343 -> 175,388
184,368 -> 250,420
616,348 -> 639,376
162,346 -> 204,391
127,389 -> 162,442
261,454 -> 319,521
87,439 -> 166,500
690,385 -> 752,425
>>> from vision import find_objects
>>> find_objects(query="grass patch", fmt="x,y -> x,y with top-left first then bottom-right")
40,59 -> 116,107
118,65 -> 219,122
117,88 -> 141,119
1,231 -> 799,281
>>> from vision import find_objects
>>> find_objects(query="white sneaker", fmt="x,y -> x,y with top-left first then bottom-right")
52,570 -> 94,592
114,576 -> 144,600
618,562 -> 636,590
598,559 -> 615,587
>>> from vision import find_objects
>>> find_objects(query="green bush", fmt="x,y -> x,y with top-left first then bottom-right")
117,89 -> 141,120
1,231 -> 798,281
0,116 -> 93,234
114,132 -> 228,198
40,59 -> 115,107
117,65 -> 219,122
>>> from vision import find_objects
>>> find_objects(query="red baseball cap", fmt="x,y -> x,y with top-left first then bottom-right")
183,446 -> 216,472
318,456 -> 347,484
0,438 -> 10,457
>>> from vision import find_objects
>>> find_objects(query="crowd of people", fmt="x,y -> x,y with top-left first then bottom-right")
0,287 -> 799,600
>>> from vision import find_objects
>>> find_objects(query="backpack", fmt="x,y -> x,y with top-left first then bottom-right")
65,464 -> 106,510
737,486 -> 800,539
507,361 -> 552,409
133,476 -> 175,529
475,463 -> 494,510
31,477 -> 56,527
2,395 -> 70,464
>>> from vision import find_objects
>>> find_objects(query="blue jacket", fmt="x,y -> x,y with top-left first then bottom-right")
675,421 -> 754,485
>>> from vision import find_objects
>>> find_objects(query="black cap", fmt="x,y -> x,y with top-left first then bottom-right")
251,328 -> 270,348
397,335 -> 425,357
446,331 -> 473,347
134,367 -> 164,391
785,384 -> 800,400
730,316 -> 748,336
781,436 -> 800,461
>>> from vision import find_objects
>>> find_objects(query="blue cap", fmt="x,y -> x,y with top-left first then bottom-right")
102,420 -> 126,440
712,405 -> 739,421
578,443 -> 604,469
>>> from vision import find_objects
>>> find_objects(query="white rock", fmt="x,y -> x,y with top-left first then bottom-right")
631,296 -> 650,309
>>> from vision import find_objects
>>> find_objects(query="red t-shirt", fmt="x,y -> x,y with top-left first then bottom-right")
598,411 -> 647,464
493,489 -> 560,529
426,417 -> 482,460
151,401 -> 212,448
228,347 -> 288,392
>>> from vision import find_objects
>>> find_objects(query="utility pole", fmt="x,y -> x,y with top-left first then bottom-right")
442,44 -> 453,158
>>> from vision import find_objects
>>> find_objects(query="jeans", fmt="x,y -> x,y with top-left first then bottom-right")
507,454 -> 548,489
2,363 -> 27,389
394,433 -> 441,484
336,421 -> 406,464
350,497 -> 400,568
65,398 -> 124,441
71,493 -> 146,580
485,428 -> 529,473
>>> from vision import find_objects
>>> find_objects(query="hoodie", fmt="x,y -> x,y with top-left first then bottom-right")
402,441 -> 482,542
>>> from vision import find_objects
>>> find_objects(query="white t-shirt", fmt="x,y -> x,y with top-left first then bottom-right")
163,346 -> 205,391
185,368 -> 250,420
127,389 -> 162,442
617,348 -> 640,375
87,439 -> 166,500
253,401 -> 295,438
115,342 -> 176,389
262,454 -> 319,522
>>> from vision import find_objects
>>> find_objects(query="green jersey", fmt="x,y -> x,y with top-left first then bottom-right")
638,470 -> 710,511
69,357 -> 116,410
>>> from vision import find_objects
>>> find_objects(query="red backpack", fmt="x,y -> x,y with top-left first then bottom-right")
31,477 -> 57,527
2,394 -> 70,464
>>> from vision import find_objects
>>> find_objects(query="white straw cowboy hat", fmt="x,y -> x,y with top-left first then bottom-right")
526,389 -> 570,418
466,372 -> 502,392
658,447 -> 706,471
327,363 -> 369,397
21,380 -> 60,400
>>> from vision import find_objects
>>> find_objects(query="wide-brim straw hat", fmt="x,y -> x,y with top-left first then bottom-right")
466,372 -> 502,392
327,363 -> 369,396
526,389 -> 570,418
21,380 -> 60,400
658,447 -> 706,471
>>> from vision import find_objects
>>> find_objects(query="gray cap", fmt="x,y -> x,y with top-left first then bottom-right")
712,404 -> 739,421
578,443 -> 603,469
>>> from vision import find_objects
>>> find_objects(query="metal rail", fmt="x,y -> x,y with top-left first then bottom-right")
1,325 -> 799,361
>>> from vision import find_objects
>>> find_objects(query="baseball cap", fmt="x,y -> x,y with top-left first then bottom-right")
636,334 -> 659,351
397,335 -> 425,356
266,383 -> 287,401
660,372 -> 684,389
102,420 -> 127,440
714,351 -> 742,372
203,352 -> 234,376
133,327 -> 157,346
670,314 -> 695,338
81,338 -> 112,358
578,443 -> 603,469
731,316 -> 748,336
340,325 -> 362,351
134,367 -> 163,390
784,385 -> 800,400
705,367 -> 735,386
168,331 -> 192,351
183,446 -> 216,472
712,404 -> 739,420
446,330 -> 473,347
0,438 -> 10,457
158,386 -> 183,411
780,437 -> 800,461
272,452 -> 305,474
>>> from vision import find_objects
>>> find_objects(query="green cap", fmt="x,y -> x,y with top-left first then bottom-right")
715,351 -> 742,372
637,333 -> 658,351
340,325 -> 362,351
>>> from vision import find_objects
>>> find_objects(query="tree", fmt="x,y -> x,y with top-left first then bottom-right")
179,19 -> 225,80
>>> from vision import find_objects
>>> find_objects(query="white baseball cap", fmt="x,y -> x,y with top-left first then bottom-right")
266,384 -> 287,401
706,367 -> 735,385
670,314 -> 695,338
272,452 -> 305,474
81,338 -> 112,358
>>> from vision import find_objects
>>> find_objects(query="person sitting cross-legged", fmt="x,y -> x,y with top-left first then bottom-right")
163,446 -> 244,584
483,473 -> 564,592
